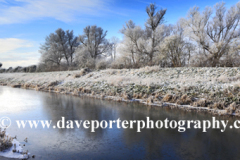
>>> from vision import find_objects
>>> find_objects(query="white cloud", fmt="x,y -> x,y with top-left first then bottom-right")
0,38 -> 32,53
0,0 -> 112,24
0,38 -> 39,68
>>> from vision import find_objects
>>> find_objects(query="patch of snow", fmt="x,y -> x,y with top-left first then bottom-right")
0,136 -> 29,159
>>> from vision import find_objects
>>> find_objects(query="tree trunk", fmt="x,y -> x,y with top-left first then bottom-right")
211,54 -> 219,67
149,31 -> 155,66
66,57 -> 69,66
149,54 -> 153,66
132,52 -> 135,65
114,45 -> 116,60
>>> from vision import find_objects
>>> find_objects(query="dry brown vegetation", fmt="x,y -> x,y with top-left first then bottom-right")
176,94 -> 192,105
162,94 -> 173,102
193,99 -> 209,107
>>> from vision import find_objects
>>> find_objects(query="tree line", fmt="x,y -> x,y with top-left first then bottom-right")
38,2 -> 240,71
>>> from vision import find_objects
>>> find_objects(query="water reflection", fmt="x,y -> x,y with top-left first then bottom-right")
0,86 -> 240,160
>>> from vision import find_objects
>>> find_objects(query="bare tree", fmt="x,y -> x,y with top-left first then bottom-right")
158,23 -> 194,67
109,36 -> 120,60
66,30 -> 79,65
39,34 -> 63,67
120,20 -> 145,67
54,28 -> 69,65
144,3 -> 167,65
220,40 -> 240,67
39,28 -> 79,70
182,2 -> 240,67
75,46 -> 95,68
120,4 -> 167,66
78,25 -> 110,59
117,36 -> 143,68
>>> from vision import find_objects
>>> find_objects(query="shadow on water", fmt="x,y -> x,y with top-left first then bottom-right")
0,86 -> 240,160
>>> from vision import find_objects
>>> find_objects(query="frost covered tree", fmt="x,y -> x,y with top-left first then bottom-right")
39,33 -> 63,67
66,30 -> 79,65
220,40 -> 240,67
75,46 -> 96,68
120,3 -> 167,66
144,3 -> 167,65
158,23 -> 194,67
78,25 -> 110,60
119,20 -> 145,67
182,2 -> 240,67
117,36 -> 143,68
39,28 -> 79,68
54,28 -> 69,65
109,36 -> 120,60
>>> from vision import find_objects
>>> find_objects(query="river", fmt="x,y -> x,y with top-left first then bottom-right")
0,86 -> 240,160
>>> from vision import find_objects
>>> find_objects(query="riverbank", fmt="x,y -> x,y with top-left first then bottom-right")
0,66 -> 240,116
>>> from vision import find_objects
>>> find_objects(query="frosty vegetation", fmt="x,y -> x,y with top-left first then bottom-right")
36,2 -> 240,72
1,67 -> 240,115
0,128 -> 29,159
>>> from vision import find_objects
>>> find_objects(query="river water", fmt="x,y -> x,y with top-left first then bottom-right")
0,86 -> 240,160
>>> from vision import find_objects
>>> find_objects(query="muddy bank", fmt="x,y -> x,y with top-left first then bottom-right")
0,67 -> 240,116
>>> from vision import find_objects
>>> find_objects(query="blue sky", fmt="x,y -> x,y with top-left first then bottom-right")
0,0 -> 239,68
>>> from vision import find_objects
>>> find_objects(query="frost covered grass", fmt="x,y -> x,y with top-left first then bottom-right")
0,128 -> 13,151
0,128 -> 29,159
0,66 -> 240,116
